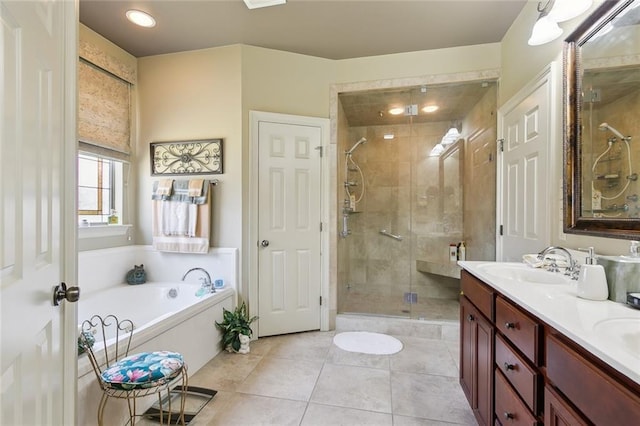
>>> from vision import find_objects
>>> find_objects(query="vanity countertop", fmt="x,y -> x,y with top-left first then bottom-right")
459,261 -> 640,386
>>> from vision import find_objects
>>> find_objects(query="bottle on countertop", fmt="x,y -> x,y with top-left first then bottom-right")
108,209 -> 118,225
458,241 -> 466,261
577,247 -> 608,301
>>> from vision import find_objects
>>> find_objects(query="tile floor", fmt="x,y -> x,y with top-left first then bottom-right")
186,330 -> 476,425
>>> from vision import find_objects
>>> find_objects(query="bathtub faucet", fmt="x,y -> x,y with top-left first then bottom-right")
182,267 -> 215,293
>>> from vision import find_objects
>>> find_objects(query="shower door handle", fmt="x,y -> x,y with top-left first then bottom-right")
260,240 -> 270,247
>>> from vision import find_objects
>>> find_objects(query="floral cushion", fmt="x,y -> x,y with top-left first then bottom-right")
100,351 -> 184,390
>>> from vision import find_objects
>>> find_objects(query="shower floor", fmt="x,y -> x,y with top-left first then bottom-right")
339,292 -> 460,321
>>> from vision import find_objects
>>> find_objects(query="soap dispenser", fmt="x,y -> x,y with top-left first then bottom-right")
577,247 -> 608,301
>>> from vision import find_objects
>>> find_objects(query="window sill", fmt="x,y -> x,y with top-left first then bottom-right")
78,224 -> 132,240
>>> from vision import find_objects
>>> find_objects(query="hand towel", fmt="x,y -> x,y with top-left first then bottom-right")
155,179 -> 174,198
188,179 -> 204,197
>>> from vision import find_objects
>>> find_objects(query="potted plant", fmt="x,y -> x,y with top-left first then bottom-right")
215,301 -> 258,353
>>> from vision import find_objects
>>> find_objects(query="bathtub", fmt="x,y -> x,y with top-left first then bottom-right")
77,280 -> 234,425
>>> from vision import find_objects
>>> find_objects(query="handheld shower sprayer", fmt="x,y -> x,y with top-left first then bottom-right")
598,123 -> 629,141
346,137 -> 367,155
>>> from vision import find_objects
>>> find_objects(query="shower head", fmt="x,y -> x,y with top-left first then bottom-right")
598,122 -> 628,141
346,137 -> 367,155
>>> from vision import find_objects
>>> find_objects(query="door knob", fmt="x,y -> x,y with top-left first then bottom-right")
260,240 -> 270,247
52,282 -> 80,306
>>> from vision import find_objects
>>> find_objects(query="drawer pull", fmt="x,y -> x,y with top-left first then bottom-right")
505,322 -> 516,329
504,412 -> 515,420
467,314 -> 475,322
504,362 -> 515,371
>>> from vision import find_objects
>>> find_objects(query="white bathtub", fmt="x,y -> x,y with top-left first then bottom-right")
77,280 -> 234,425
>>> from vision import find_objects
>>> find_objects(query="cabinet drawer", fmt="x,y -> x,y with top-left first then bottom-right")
495,296 -> 540,365
494,369 -> 538,426
461,270 -> 494,320
546,333 -> 640,425
544,385 -> 589,426
495,334 -> 540,414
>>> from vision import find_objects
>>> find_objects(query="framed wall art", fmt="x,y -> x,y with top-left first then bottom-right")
150,139 -> 223,175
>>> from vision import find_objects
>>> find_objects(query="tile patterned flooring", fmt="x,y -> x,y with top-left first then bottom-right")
187,330 -> 476,425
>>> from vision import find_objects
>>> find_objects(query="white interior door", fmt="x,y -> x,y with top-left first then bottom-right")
257,120 -> 322,336
1,1 -> 76,424
497,67 -> 554,261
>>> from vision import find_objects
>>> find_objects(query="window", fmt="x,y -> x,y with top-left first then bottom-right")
78,154 -> 124,225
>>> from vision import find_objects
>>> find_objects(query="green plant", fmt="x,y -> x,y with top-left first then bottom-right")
215,301 -> 258,352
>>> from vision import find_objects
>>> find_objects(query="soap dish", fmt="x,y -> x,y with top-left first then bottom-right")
627,292 -> 640,309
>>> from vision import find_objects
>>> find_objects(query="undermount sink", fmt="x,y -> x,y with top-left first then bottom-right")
593,318 -> 640,359
476,263 -> 571,285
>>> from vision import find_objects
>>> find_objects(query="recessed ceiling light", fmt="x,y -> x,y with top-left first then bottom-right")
125,10 -> 156,28
243,0 -> 287,9
422,105 -> 439,113
388,107 -> 404,115
383,133 -> 395,140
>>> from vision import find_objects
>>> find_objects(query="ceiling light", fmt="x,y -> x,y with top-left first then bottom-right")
389,107 -> 404,115
243,0 -> 287,9
528,14 -> 562,46
422,105 -> 439,113
548,0 -> 593,23
383,133 -> 395,140
125,10 -> 156,28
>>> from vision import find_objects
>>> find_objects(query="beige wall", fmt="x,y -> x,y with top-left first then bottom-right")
136,46 -> 243,250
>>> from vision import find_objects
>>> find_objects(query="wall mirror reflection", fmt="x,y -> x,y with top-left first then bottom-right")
564,0 -> 640,238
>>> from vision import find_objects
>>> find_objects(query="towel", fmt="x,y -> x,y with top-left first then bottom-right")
188,179 -> 204,197
155,179 -> 174,198
523,253 -> 569,268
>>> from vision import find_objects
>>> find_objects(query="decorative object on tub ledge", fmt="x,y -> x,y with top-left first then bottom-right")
215,301 -> 258,354
125,264 -> 147,285
77,331 -> 95,355
152,179 -> 217,253
78,314 -> 189,426
150,139 -> 223,176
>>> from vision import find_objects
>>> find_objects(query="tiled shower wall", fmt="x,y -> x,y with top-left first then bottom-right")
337,85 -> 497,320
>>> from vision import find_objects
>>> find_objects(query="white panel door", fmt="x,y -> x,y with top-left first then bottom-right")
1,1 -> 75,424
498,72 -> 552,261
258,121 -> 322,336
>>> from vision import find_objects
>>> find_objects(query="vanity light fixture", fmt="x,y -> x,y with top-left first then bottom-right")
422,105 -> 439,113
243,0 -> 286,9
125,9 -> 156,28
528,0 -> 593,46
388,107 -> 404,115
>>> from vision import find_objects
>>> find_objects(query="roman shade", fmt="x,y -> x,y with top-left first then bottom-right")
78,39 -> 136,161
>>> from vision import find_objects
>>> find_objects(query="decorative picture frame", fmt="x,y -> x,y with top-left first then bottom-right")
150,139 -> 223,175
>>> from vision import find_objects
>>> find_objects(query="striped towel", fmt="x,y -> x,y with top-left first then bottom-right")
188,179 -> 204,197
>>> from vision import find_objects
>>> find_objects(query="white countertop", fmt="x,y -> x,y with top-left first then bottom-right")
459,261 -> 640,386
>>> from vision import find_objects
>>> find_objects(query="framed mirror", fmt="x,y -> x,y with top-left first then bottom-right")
564,0 -> 640,239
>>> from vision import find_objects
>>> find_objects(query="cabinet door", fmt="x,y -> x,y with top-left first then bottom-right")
460,296 -> 494,426
460,296 -> 476,405
544,386 -> 588,426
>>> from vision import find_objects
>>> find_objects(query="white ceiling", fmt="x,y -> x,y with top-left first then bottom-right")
79,0 -> 528,59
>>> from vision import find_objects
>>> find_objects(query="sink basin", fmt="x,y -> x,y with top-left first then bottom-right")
593,318 -> 640,359
476,263 -> 571,285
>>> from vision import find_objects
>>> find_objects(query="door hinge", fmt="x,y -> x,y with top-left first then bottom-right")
499,225 -> 504,236
315,146 -> 323,157
320,222 -> 323,232
319,296 -> 323,306
498,138 -> 504,152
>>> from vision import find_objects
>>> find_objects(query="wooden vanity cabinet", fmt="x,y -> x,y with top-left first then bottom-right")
460,270 -> 495,426
460,269 -> 640,425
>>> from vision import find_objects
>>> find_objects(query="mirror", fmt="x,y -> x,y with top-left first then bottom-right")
564,0 -> 640,239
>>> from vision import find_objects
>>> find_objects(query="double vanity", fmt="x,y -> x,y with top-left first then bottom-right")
458,261 -> 640,425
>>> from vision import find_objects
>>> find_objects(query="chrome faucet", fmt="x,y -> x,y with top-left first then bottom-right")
182,267 -> 214,292
537,246 -> 579,279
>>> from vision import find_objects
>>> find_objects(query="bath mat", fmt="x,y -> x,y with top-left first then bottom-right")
333,331 -> 403,355
142,385 -> 216,425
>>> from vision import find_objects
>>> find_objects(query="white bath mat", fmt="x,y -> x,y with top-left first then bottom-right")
333,331 -> 403,355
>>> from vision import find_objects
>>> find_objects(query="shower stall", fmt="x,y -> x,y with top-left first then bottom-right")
582,68 -> 640,218
336,82 -> 497,321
